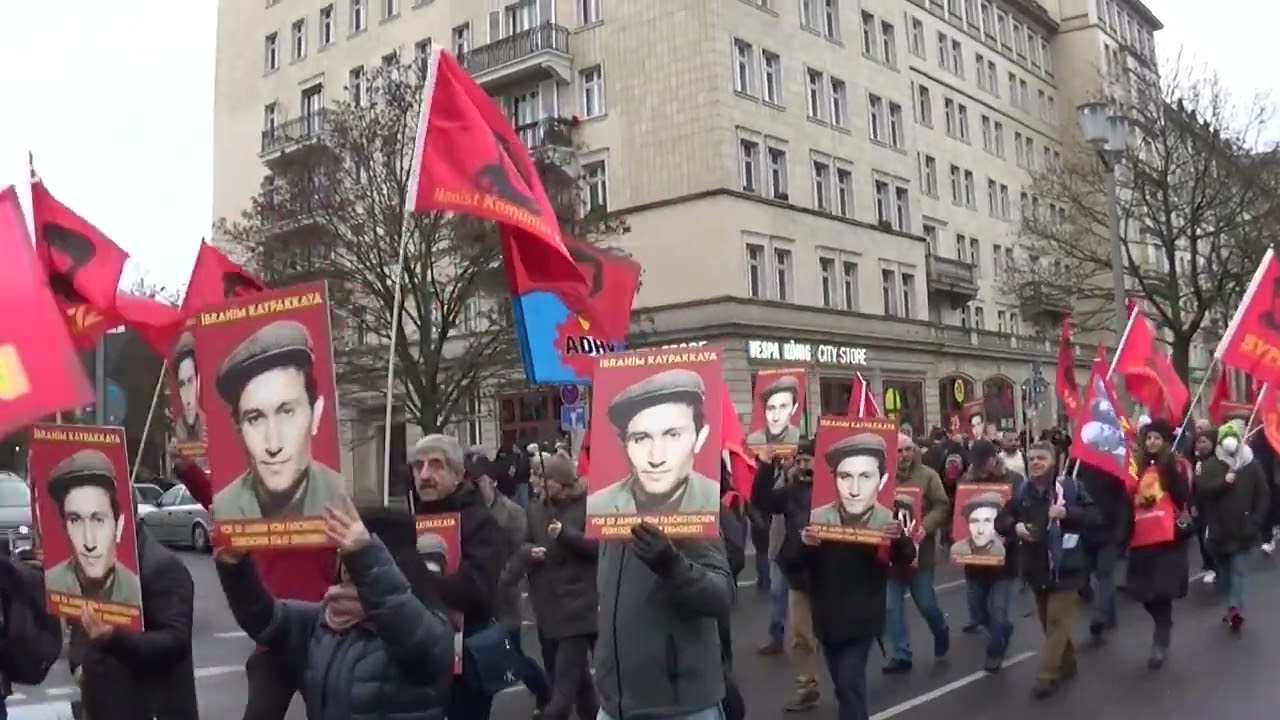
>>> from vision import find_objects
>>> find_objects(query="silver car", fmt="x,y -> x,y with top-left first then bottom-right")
139,484 -> 212,552
0,471 -> 35,559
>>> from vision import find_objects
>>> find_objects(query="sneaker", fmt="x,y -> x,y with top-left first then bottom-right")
1088,622 -> 1107,646
1202,570 -> 1217,584
756,639 -> 784,656
983,655 -> 1004,673
961,622 -> 985,634
1031,679 -> 1058,700
784,681 -> 820,712
934,629 -> 951,658
882,658 -> 913,674
1262,542 -> 1275,555
1147,645 -> 1167,670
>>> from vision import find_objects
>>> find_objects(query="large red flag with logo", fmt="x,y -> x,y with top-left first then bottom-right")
1217,248 -> 1280,385
512,234 -> 641,342
847,372 -> 881,418
0,187 -> 94,431
1056,318 -> 1081,419
1070,358 -> 1131,483
30,177 -> 129,326
182,241 -> 265,315
1113,301 -> 1190,421
406,48 -> 598,328
115,292 -> 183,355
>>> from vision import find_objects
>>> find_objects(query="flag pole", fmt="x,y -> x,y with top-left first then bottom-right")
131,361 -> 168,484
380,234 -> 411,507
1171,356 -> 1218,447
1105,303 -> 1138,380
1246,383 -> 1268,434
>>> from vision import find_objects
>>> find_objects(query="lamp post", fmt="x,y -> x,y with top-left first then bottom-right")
1077,101 -> 1131,339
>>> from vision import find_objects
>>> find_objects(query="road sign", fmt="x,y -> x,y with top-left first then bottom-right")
560,385 -> 583,406
560,405 -> 587,431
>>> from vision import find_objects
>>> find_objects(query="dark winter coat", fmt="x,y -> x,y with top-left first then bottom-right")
510,484 -> 598,639
782,534 -> 915,647
1078,461 -> 1133,548
218,538 -> 455,720
1196,445 -> 1270,556
752,467 -> 813,592
995,476 -> 1100,591
1125,452 -> 1190,603
78,528 -> 198,720
414,481 -> 508,632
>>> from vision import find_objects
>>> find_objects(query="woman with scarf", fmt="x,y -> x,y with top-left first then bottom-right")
216,497 -> 455,719
1124,420 -> 1190,670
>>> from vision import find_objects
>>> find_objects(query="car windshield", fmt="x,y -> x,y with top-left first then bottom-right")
0,480 -> 30,507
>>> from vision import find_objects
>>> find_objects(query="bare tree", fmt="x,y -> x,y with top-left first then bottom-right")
216,60 -> 631,437
1011,62 -> 1280,379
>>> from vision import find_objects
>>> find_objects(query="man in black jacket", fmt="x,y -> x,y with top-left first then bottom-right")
1078,455 -> 1132,642
959,440 -> 1021,672
410,434 -> 509,720
74,525 -> 197,720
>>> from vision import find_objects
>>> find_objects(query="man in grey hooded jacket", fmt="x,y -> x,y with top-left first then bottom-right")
596,520 -> 734,720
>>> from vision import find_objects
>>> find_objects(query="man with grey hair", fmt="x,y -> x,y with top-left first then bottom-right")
410,433 -> 509,719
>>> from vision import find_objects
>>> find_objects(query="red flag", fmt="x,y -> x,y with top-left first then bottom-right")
1069,358 -> 1131,483
30,178 -> 129,317
576,441 -> 590,478
847,373 -> 881,418
1216,248 -> 1280,386
407,49 -> 585,314
181,241 -> 265,315
558,235 -> 641,342
1207,367 -> 1231,425
0,186 -> 94,431
116,292 -> 183,355
1056,319 -> 1081,419
1113,301 -> 1190,420
720,380 -> 756,499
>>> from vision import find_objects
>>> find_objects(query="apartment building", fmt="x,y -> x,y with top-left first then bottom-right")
212,0 -> 1167,475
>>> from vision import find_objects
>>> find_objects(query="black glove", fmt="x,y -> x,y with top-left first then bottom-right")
630,522 -> 680,577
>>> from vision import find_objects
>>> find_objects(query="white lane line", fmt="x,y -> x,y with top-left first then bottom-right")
43,687 -> 76,696
870,650 -> 1037,720
213,630 -> 248,638
194,665 -> 244,679
7,692 -> 24,701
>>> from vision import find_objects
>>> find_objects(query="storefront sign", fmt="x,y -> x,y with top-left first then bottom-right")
747,339 -> 868,366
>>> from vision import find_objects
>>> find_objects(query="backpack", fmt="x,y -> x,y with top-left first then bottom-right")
0,560 -> 62,685
719,491 -> 748,580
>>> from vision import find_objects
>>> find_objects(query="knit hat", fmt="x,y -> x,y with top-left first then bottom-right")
1218,423 -> 1241,443
1143,419 -> 1176,443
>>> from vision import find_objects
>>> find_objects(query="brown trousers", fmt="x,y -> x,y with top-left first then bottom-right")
787,589 -> 820,680
1033,589 -> 1080,680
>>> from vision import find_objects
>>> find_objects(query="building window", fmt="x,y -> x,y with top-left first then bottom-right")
981,115 -> 993,152
762,51 -> 782,104
835,167 -> 853,217
950,164 -> 962,204
881,21 -> 897,65
348,66 -> 365,105
993,120 -> 1005,156
861,11 -> 876,56
451,23 -> 471,55
301,83 -> 325,122
868,94 -> 884,142
384,0 -> 399,19
963,170 -> 975,208
583,161 -> 609,213
291,19 -> 307,60
830,78 -> 848,128
774,248 -> 794,302
888,102 -> 904,148
923,223 -> 939,254
264,33 -> 279,72
874,180 -> 891,225
969,236 -> 981,270
957,103 -> 969,142
974,305 -> 986,330
842,261 -> 859,310
944,98 -> 956,137
579,0 -> 602,25
881,269 -> 899,315
901,273 -> 915,318
819,257 -> 836,307
812,159 -> 831,211
739,138 -> 761,193
263,102 -> 278,134
414,38 -> 433,70
909,17 -> 925,58
916,84 -> 932,126
921,154 -> 938,196
767,145 -> 789,199
351,0 -> 366,33
823,0 -> 840,38
894,187 -> 909,231
733,39 -> 754,94
987,178 -> 998,216
319,6 -> 335,46
746,244 -> 765,297
806,68 -> 824,119
580,65 -> 605,117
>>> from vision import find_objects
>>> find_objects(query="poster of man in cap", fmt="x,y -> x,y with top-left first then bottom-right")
168,328 -> 207,461
191,281 -> 346,548
949,483 -> 1011,566
745,368 -> 806,457
28,423 -> 144,630
584,346 -> 724,539
415,512 -> 462,674
809,416 -> 899,544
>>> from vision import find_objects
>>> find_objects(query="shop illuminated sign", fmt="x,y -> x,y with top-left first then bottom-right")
747,339 -> 869,366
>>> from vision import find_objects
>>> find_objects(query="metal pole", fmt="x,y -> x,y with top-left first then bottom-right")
93,337 -> 106,425
1104,163 -> 1127,340
381,230 -> 413,507
130,363 -> 168,484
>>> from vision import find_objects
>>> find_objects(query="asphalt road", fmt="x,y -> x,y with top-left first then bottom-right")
9,546 -> 1280,719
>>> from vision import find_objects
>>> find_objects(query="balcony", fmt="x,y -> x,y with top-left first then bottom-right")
461,23 -> 573,91
257,190 -> 329,237
260,110 -> 334,162
925,254 -> 979,307
1018,280 -> 1074,320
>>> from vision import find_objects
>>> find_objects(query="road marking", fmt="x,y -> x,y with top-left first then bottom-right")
194,665 -> 244,679
43,687 -> 75,696
8,692 -> 24,701
214,630 -> 248,638
870,650 -> 1036,720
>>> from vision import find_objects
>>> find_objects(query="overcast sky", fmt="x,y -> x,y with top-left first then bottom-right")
0,0 -> 1272,290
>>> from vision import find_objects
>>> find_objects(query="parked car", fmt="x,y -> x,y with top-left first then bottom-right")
133,482 -> 165,512
138,484 -> 212,552
0,470 -> 35,561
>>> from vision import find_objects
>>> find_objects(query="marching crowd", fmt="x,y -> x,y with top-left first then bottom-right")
0,417 -> 1276,720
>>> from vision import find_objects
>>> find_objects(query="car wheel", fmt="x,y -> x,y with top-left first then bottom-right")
192,524 -> 210,553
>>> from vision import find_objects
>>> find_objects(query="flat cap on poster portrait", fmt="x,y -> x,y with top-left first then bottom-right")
961,491 -> 1005,516
823,432 -> 887,470
606,368 -> 705,430
893,492 -> 917,511
47,449 -> 117,509
757,374 -> 800,403
216,319 -> 315,405
173,331 -> 196,364
416,531 -> 449,559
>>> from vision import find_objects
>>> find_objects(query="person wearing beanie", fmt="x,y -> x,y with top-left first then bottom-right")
882,432 -> 952,674
1195,422 -> 1270,632
1190,428 -> 1219,585
214,499 -> 455,719
1124,418 -> 1190,669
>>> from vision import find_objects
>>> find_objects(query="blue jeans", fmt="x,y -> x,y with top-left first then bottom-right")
755,551 -> 771,590
1218,551 -> 1249,610
599,706 -> 724,720
768,561 -> 788,644
885,568 -> 949,662
965,577 -> 1013,660
822,636 -> 875,720
508,630 -> 550,707
514,484 -> 530,508
1087,543 -> 1120,628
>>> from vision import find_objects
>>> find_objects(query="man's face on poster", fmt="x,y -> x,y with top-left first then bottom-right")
177,356 -> 199,427
763,389 -> 797,435
968,506 -> 998,548
62,485 -> 121,581
623,401 -> 708,496
236,366 -> 323,493
834,453 -> 882,516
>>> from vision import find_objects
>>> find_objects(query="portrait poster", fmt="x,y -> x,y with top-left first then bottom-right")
167,319 -> 207,464
746,367 -> 807,458
191,280 -> 345,550
584,345 -> 724,540
415,513 -> 462,675
28,423 -> 143,630
808,416 -> 898,545
893,485 -> 924,568
949,482 -> 1011,567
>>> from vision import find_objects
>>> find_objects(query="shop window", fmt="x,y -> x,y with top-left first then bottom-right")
498,389 -> 564,449
982,375 -> 1017,432
938,374 -> 976,436
819,377 -> 853,417
882,377 -> 925,438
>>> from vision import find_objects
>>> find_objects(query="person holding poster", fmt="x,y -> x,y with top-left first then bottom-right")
808,417 -> 898,544
950,489 -> 1009,561
585,355 -> 722,537
170,330 -> 205,449
745,370 -> 805,455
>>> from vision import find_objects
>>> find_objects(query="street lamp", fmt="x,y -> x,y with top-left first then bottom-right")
1078,100 -> 1131,339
